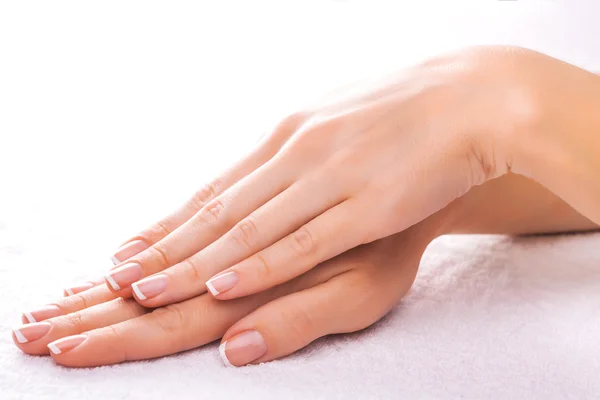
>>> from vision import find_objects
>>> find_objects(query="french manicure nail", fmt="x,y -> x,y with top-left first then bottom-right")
110,240 -> 148,265
206,271 -> 238,296
132,274 -> 168,301
219,330 -> 267,367
13,322 -> 52,344
23,305 -> 62,323
48,334 -> 87,355
64,282 -> 95,297
105,262 -> 143,291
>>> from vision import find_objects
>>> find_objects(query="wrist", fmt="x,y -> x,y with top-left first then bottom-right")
510,55 -> 600,224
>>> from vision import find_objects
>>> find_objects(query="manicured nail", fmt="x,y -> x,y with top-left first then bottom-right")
206,271 -> 238,296
105,262 -> 143,291
64,282 -> 95,297
110,240 -> 148,265
219,330 -> 267,367
132,274 -> 168,301
23,305 -> 62,323
13,322 -> 52,344
48,334 -> 87,355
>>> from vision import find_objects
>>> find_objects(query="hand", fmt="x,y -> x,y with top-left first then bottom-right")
16,173 -> 595,367
14,221 -> 437,367
98,46 -> 544,308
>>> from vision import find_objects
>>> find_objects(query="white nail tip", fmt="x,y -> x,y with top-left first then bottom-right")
13,328 -> 27,344
219,342 -> 233,367
24,312 -> 36,323
105,274 -> 121,291
110,255 -> 120,265
48,343 -> 61,355
65,288 -> 75,296
131,283 -> 147,301
206,280 -> 220,296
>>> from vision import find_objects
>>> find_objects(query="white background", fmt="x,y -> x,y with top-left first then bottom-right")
1,0 -> 599,260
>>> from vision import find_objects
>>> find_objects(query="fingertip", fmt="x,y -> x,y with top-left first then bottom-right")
110,239 -> 149,266
64,281 -> 102,297
104,275 -> 121,291
46,334 -> 90,367
218,342 -> 234,367
205,271 -> 239,299
12,328 -> 27,344
23,312 -> 36,324
217,330 -> 268,367
205,280 -> 220,297
129,274 -> 170,306
47,342 -> 61,355
12,322 -> 53,355
131,283 -> 147,301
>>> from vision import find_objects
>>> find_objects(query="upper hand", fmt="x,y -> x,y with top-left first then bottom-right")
100,46 -> 536,307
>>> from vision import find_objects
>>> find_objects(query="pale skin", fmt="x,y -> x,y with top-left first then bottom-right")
13,45 -> 600,367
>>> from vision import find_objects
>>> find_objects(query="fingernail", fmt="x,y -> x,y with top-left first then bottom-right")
219,330 -> 267,367
110,240 -> 148,265
23,305 -> 62,323
105,262 -> 143,291
132,274 -> 168,301
206,271 -> 238,296
13,322 -> 52,344
48,334 -> 87,355
64,282 -> 95,297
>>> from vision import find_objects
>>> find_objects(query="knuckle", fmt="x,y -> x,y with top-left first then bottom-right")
183,258 -> 203,283
139,220 -> 170,242
154,220 -> 171,238
148,245 -> 172,270
302,117 -> 342,139
190,179 -> 224,210
197,198 -> 225,224
268,112 -> 310,144
466,139 -> 497,187
230,218 -> 260,249
283,302 -> 315,341
101,325 -> 129,362
290,226 -> 315,257
151,304 -> 186,335
342,274 -> 391,332
280,111 -> 309,131
63,292 -> 89,312
253,254 -> 273,279
64,311 -> 86,332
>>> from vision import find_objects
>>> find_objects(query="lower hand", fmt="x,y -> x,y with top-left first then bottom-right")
14,220 -> 437,367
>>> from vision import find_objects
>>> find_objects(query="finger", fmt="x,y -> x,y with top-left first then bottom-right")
105,155 -> 296,294
46,255 -> 347,367
219,262 -> 416,367
216,273 -> 361,367
107,112 -> 307,266
218,228 -> 428,367
109,159 -> 261,265
130,169 -> 353,307
63,276 -> 106,297
206,198 -> 366,300
21,285 -> 119,324
13,297 -> 146,355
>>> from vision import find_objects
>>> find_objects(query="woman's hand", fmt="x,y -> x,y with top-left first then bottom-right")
15,172 -> 596,367
96,46 -> 556,308
14,221 -> 437,367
